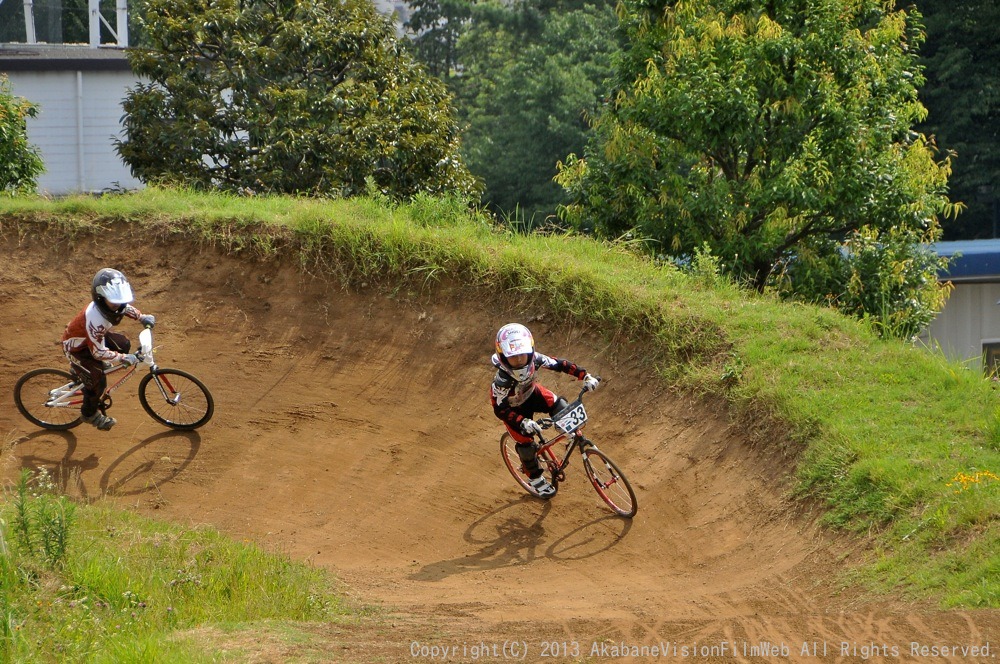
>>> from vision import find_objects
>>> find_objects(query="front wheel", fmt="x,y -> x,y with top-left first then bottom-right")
583,447 -> 637,518
13,368 -> 84,430
138,368 -> 214,430
500,433 -> 559,499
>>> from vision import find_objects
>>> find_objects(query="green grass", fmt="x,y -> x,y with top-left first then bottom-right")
2,187 -> 998,615
0,470 -> 350,662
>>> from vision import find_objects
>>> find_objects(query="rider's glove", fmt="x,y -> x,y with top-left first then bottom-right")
121,353 -> 140,367
583,373 -> 600,392
521,418 -> 543,436
139,314 -> 156,329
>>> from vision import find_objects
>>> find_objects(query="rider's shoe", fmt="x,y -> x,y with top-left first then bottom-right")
82,412 -> 116,431
529,474 -> 556,498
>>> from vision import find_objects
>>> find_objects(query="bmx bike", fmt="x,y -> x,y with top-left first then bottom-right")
14,326 -> 214,431
500,384 -> 637,518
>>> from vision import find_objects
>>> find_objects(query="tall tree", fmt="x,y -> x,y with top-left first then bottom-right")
116,0 -> 479,200
917,0 -> 1000,239
454,0 -> 618,223
0,76 -> 44,195
558,0 -> 957,294
405,0 -> 473,80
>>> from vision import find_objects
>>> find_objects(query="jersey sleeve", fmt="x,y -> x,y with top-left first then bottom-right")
84,308 -> 122,361
490,373 -> 524,430
536,352 -> 587,380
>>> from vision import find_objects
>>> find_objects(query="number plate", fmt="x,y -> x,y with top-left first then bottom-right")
553,400 -> 587,434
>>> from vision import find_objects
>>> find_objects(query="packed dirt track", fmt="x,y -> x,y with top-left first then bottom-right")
1,228 -> 996,662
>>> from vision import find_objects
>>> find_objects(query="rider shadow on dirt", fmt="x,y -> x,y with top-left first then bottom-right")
5,429 -> 200,503
408,496 -> 631,582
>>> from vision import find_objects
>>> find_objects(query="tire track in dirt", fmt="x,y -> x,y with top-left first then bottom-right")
1,230 -> 996,662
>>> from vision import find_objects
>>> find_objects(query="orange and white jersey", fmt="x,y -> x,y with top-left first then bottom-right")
62,302 -> 142,361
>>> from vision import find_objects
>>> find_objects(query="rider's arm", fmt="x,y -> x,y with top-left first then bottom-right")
490,376 -> 526,430
122,304 -> 143,321
537,352 -> 587,380
84,307 -> 128,362
85,326 -> 121,362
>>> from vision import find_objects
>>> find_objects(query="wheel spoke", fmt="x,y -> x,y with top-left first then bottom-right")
139,369 -> 213,429
584,449 -> 637,518
14,369 -> 83,429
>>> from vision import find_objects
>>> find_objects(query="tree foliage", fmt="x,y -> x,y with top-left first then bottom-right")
116,0 -> 480,199
0,76 -> 44,195
405,0 -> 472,80
916,0 -> 1000,239
454,0 -> 618,223
557,0 -> 957,304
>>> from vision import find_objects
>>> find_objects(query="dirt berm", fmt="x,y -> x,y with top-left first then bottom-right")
1,228 -> 996,662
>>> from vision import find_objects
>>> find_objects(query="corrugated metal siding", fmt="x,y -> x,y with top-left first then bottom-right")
925,282 -> 1000,368
5,69 -> 143,194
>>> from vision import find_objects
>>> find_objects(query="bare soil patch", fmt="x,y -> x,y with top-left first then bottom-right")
1,229 -> 996,662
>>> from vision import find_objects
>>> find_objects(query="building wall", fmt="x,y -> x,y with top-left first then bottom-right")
5,69 -> 143,194
924,281 -> 1000,370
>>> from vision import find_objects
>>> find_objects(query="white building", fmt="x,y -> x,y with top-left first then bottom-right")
923,240 -> 1000,375
1,45 -> 143,195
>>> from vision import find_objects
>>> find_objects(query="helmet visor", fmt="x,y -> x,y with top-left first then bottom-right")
96,279 -> 134,305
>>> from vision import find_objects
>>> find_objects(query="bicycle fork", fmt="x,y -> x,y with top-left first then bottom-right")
148,373 -> 181,405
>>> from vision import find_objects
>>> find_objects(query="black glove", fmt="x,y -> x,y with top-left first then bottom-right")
139,314 -> 156,328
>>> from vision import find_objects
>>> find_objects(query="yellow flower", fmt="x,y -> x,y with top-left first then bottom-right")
946,470 -> 1000,493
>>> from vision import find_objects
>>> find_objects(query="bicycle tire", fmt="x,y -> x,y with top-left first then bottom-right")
14,368 -> 84,430
138,368 -> 214,430
583,447 -> 637,518
500,433 -> 559,499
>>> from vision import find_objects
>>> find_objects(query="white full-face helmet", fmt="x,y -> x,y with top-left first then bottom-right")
495,323 -> 536,382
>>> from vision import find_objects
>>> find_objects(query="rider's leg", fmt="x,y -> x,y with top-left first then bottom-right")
510,386 -> 565,477
505,423 -> 542,478
69,351 -> 115,430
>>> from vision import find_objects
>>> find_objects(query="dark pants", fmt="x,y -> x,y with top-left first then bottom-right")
506,385 -> 568,478
68,332 -> 130,418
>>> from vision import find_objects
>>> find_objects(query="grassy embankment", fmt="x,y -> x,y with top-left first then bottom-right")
1,187 -> 997,657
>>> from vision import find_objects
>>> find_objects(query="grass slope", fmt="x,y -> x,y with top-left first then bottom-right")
1,189 -> 997,627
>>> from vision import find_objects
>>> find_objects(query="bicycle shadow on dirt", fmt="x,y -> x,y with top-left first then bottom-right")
544,513 -> 632,561
5,429 -> 202,503
5,429 -> 100,500
99,430 -> 201,499
409,496 -> 630,582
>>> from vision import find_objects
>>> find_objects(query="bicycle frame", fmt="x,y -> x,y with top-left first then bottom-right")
535,431 -> 591,483
500,379 -> 637,516
531,387 -> 593,481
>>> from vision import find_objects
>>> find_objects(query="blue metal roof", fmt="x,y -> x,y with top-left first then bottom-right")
932,239 -> 1000,282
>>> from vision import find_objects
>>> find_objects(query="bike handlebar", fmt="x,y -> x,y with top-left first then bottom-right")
532,376 -> 602,438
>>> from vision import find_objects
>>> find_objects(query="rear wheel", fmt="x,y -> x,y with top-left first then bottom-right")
583,447 -> 637,518
138,368 -> 214,430
500,433 -> 559,499
13,369 -> 84,430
